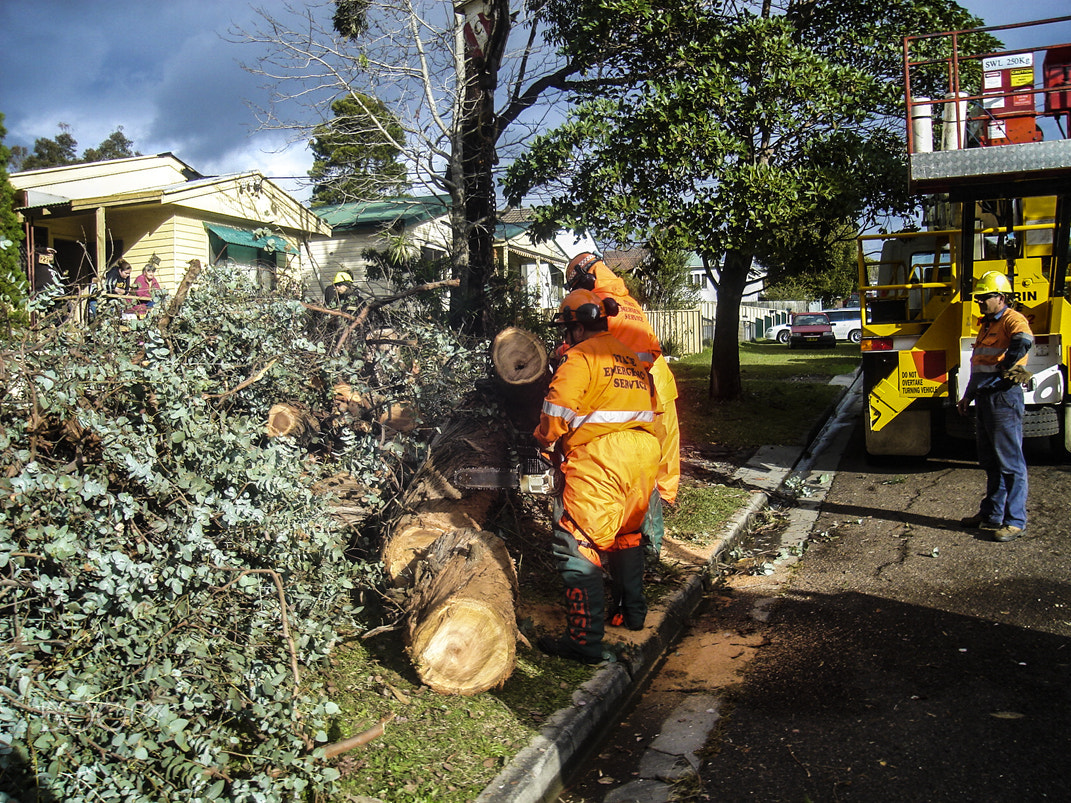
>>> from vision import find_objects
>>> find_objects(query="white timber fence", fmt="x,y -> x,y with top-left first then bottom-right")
542,300 -> 812,358
646,301 -> 810,356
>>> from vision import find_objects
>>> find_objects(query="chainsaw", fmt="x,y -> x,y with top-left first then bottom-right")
453,446 -> 563,495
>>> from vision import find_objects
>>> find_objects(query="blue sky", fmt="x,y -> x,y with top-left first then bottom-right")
1,1 -> 1068,203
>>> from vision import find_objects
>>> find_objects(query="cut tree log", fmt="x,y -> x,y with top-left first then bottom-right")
266,402 -> 320,444
405,527 -> 518,695
378,329 -> 554,694
490,327 -> 549,430
381,417 -> 519,694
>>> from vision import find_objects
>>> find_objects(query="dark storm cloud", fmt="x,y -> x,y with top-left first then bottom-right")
0,0 -> 299,178
145,30 -> 266,171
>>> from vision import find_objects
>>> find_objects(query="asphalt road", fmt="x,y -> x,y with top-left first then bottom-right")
698,427 -> 1071,802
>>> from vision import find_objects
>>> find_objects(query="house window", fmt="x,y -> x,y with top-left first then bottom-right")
208,228 -> 286,290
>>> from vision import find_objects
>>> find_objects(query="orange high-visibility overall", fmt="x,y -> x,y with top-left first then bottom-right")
589,262 -> 681,503
534,330 -> 660,565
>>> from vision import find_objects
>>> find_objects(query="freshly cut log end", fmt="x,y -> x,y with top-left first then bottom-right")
266,403 -> 319,440
379,402 -> 419,433
408,599 -> 517,696
405,528 -> 519,695
492,327 -> 548,386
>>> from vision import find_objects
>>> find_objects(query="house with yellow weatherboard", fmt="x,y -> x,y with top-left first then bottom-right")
11,153 -> 330,317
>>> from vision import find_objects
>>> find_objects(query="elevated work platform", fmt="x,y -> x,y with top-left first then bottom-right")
910,138 -> 1071,198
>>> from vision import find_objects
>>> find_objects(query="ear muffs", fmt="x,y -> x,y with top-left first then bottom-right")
569,270 -> 596,291
602,298 -> 620,318
576,302 -> 601,322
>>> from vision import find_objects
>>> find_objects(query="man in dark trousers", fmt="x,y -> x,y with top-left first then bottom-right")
957,270 -> 1034,542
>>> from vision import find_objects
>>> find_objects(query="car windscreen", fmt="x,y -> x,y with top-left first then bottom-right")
794,315 -> 828,326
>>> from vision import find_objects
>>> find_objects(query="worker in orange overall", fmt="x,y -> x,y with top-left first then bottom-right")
534,289 -> 661,663
565,253 -> 681,563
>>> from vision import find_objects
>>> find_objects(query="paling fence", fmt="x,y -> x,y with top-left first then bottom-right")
540,300 -> 810,357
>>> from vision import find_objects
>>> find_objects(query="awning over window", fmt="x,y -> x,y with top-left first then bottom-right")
206,224 -> 295,253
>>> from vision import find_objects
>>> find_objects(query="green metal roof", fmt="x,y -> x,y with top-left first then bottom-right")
206,223 -> 295,253
314,196 -> 450,230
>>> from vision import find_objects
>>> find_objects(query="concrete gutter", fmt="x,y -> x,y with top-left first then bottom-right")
477,369 -> 863,803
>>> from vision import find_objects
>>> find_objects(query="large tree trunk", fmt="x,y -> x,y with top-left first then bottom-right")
709,248 -> 751,401
405,527 -> 518,695
381,418 -> 515,695
381,328 -> 548,694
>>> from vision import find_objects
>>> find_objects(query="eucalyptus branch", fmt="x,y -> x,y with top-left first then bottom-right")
201,358 -> 280,401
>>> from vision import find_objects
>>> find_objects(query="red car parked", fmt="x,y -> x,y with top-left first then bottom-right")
788,312 -> 837,349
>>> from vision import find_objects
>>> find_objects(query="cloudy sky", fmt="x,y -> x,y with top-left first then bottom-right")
1,1 -> 1068,203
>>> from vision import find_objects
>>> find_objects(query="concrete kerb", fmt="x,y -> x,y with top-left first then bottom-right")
475,369 -> 862,803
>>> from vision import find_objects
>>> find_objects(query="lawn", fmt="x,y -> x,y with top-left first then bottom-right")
674,340 -> 860,448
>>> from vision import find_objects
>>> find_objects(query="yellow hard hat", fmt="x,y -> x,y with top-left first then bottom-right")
973,271 -> 1012,298
333,270 -> 353,285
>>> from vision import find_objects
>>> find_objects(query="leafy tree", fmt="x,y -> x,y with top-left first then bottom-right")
506,0 -> 990,400
309,94 -> 409,206
760,221 -> 859,307
618,242 -> 700,310
82,126 -> 139,163
13,122 -> 78,170
8,123 -> 139,171
0,114 -> 27,335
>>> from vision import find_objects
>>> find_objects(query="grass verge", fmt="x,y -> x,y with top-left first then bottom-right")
674,341 -> 860,448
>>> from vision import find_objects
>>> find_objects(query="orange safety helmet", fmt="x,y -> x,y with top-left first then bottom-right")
552,288 -> 619,326
566,252 -> 602,291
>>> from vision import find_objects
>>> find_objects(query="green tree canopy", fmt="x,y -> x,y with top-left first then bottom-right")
506,0 -> 989,399
617,241 -> 701,310
8,123 -> 140,171
308,93 -> 409,206
0,114 -> 28,335
82,127 -> 139,163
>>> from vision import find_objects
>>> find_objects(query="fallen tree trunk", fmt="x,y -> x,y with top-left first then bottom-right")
378,329 -> 551,694
490,327 -> 549,431
405,528 -> 518,695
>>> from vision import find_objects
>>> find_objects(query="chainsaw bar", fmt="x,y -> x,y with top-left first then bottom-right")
453,463 -> 561,495
452,467 -> 520,490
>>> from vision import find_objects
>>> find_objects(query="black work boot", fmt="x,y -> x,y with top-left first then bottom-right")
540,572 -> 607,663
608,546 -> 647,631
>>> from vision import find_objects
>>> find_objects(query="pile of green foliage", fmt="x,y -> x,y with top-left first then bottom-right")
0,262 -> 484,801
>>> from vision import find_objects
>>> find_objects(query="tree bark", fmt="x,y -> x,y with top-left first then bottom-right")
709,248 -> 751,401
405,527 -> 518,695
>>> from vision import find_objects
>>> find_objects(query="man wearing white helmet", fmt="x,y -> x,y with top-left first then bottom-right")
956,271 -> 1033,542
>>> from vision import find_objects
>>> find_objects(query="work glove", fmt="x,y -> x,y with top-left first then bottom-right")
1001,364 -> 1033,385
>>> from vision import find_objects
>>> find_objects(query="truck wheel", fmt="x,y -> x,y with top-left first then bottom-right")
849,329 -> 862,344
